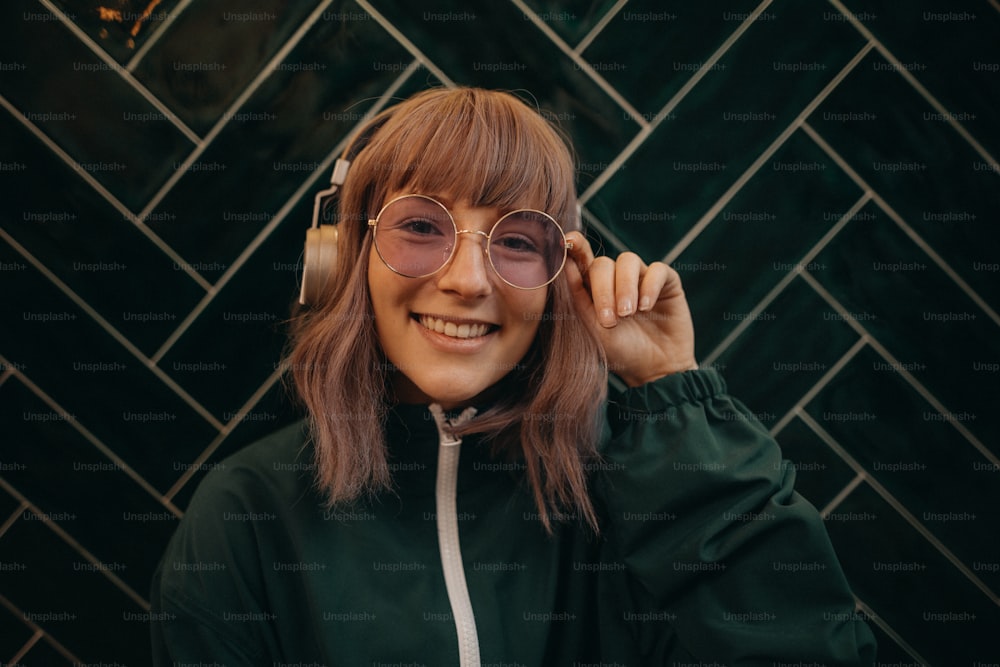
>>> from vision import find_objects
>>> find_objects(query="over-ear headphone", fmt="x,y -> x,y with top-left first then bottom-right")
298,117 -> 389,306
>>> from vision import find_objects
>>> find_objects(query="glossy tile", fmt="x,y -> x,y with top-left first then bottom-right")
675,130 -> 863,356
48,0 -> 183,64
713,277 -> 860,427
0,603 -> 35,665
771,416 -> 857,512
823,483 -> 999,665
0,517 -> 150,665
364,0 -> 636,185
155,196 -> 309,422
0,239 -> 221,493
806,346 -> 1000,593
3,378 -> 179,594
809,48 -> 1000,312
144,5 -> 421,283
836,0 -> 1000,156
580,0 -> 761,114
589,0 -> 866,261
0,118 -> 206,356
520,0 -> 621,46
811,201 -> 999,452
131,0 -> 327,134
0,0 -> 195,212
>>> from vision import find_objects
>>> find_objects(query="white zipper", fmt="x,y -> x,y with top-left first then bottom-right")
429,404 -> 481,667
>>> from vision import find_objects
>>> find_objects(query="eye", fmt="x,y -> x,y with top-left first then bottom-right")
493,233 -> 540,253
401,217 -> 445,236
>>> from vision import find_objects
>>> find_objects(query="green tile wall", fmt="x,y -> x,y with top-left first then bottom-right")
1,0 -> 997,664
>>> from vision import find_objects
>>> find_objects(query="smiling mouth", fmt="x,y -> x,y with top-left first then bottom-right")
416,314 -> 498,339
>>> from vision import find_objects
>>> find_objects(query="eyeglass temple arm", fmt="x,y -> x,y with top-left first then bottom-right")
309,158 -> 352,229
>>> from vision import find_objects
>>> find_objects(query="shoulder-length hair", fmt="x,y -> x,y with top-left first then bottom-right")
287,87 -> 607,532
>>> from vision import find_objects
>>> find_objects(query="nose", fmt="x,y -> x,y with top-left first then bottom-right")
435,230 -> 493,298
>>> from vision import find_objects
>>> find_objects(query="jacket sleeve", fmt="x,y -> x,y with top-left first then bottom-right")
149,469 -> 275,666
594,369 -> 877,665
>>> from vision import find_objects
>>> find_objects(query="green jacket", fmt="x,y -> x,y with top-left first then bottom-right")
150,369 -> 876,665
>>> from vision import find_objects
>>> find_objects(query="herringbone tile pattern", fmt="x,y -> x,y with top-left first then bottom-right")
1,0 -> 997,663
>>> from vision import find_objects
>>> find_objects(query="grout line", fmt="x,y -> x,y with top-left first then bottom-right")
164,365 -> 288,501
0,501 -> 30,541
797,409 -> 999,607
0,92 -> 212,292
580,206 -> 630,255
701,192 -> 872,368
827,0 -> 1000,171
7,629 -> 43,666
2,357 -> 183,518
853,597 -> 931,666
355,0 -> 455,87
662,40 -> 875,265
801,121 -> 1000,330
126,0 -> 197,72
769,335 -> 869,437
0,594 -> 82,664
799,270 -> 1000,470
0,482 -> 152,612
511,0 -> 648,130
136,0 -> 343,224
572,0 -> 628,55
578,0 -> 774,205
151,63 -> 419,364
0,231 -> 224,431
818,472 -> 865,517
36,0 -> 202,145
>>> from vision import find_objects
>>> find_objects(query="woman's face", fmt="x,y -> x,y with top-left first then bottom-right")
367,193 -> 548,409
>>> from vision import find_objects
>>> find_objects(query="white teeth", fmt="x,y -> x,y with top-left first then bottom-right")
419,315 -> 491,339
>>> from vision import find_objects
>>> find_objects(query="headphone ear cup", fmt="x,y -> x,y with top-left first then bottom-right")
299,225 -> 339,305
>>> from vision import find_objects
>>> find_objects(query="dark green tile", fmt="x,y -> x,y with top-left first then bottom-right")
823,483 -> 999,666
520,0 -> 620,46
714,278 -> 860,428
18,639 -> 74,666
581,0 -> 761,114
0,603 -> 34,664
0,116 -> 206,356
0,238 -> 221,493
0,0 -> 195,211
590,0 -> 866,261
806,346 -> 1000,592
2,379 -> 179,593
810,49 -> 1000,312
131,0 -> 327,134
0,518 -> 149,665
156,196 -> 309,422
168,383 -> 303,510
811,202 -> 999,453
146,3 -> 419,282
773,416 -> 857,512
866,616 -> 923,666
364,0 -> 636,187
673,130 -> 862,356
837,0 -> 1000,156
49,0 -> 182,63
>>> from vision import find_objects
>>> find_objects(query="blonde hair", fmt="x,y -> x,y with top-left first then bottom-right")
287,88 -> 607,532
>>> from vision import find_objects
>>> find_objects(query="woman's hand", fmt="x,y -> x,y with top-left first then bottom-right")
564,231 -> 698,387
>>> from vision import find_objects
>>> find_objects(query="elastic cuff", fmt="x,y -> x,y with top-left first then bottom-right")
614,368 -> 727,413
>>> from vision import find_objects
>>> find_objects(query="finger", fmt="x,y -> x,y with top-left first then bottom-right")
564,230 -> 595,279
638,261 -> 672,311
586,256 -> 618,328
614,252 -> 643,317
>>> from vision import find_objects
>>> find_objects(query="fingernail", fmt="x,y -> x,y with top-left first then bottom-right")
599,308 -> 615,325
639,296 -> 652,311
618,298 -> 633,316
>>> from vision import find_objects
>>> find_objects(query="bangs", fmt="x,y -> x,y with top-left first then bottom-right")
358,89 -> 577,229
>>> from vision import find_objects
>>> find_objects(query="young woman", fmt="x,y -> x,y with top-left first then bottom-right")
151,87 -> 876,665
